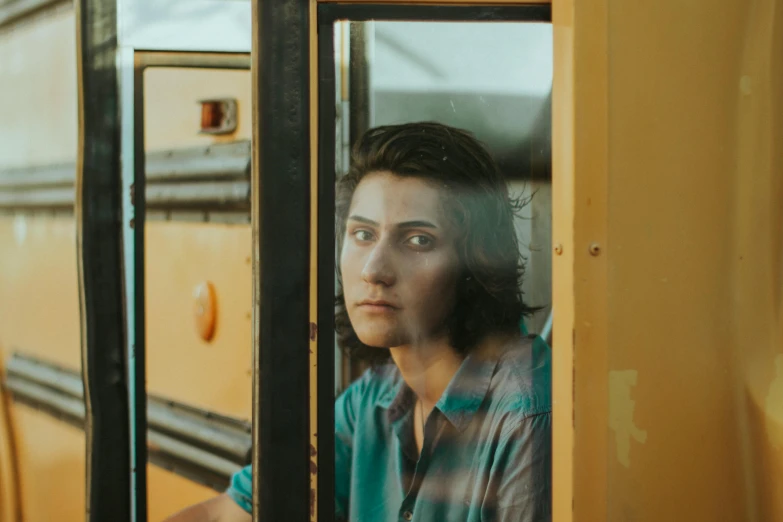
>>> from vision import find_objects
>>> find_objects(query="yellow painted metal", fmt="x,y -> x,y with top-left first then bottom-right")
12,405 -> 84,522
144,68 -> 252,151
0,207 -> 254,420
147,466 -> 216,521
0,5 -> 77,170
552,0 -> 783,521
734,1 -> 783,519
8,406 -> 216,522
0,3 -> 257,521
145,221 -> 252,419
0,214 -> 80,522
552,0 -> 607,519
551,3 -> 575,520
0,216 -> 81,371
0,215 -> 253,522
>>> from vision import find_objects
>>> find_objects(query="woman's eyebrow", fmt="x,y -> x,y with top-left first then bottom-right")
396,220 -> 438,229
348,215 -> 438,229
347,215 -> 379,226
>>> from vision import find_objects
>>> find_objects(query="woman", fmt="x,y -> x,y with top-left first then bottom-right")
165,122 -> 551,522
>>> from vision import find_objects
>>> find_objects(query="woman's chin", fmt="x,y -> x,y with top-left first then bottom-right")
354,328 -> 405,349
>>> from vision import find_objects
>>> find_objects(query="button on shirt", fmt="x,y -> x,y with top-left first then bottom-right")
227,334 -> 552,522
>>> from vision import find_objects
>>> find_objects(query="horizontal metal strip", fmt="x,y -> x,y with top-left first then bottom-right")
0,208 -> 252,224
0,143 -> 250,213
5,375 -> 85,426
145,180 -> 250,209
148,443 -> 234,493
4,354 -> 83,398
137,51 -> 251,71
149,431 -> 241,486
158,210 -> 251,225
0,180 -> 250,210
145,142 -> 250,183
5,353 -> 251,468
6,375 -> 242,492
148,398 -> 250,463
0,141 -> 250,189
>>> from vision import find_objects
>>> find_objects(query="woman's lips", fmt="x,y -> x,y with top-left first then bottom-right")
357,299 -> 400,313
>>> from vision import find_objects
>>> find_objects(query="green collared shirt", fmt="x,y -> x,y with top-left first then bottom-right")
228,334 -> 552,521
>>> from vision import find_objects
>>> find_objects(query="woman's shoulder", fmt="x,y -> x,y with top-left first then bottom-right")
338,361 -> 402,408
488,334 -> 552,419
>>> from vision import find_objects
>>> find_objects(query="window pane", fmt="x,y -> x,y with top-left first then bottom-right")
332,20 -> 553,522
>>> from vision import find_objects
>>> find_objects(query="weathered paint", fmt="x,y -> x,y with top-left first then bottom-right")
608,370 -> 647,469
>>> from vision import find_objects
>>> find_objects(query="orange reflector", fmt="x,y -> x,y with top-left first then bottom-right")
198,98 -> 237,135
200,101 -> 224,132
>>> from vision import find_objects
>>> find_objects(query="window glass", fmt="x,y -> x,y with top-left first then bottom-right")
332,20 -> 553,522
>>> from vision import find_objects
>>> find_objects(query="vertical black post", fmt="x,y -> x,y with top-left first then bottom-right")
317,9 -> 337,522
75,0 -> 131,520
251,1 -> 311,522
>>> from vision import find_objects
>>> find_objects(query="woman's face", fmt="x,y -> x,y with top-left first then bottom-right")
340,172 -> 461,349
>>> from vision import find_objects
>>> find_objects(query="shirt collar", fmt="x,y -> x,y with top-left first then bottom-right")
377,345 -> 501,432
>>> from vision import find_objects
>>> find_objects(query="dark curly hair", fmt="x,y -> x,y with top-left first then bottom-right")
335,121 -> 537,366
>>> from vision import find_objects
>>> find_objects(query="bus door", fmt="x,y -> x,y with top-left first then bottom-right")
135,51 -> 254,520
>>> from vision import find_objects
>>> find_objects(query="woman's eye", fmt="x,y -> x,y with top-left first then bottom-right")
353,229 -> 374,242
406,235 -> 433,248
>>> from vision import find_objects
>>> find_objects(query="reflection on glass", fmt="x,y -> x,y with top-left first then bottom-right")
332,21 -> 552,522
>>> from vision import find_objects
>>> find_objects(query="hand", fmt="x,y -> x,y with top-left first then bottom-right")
163,493 -> 251,522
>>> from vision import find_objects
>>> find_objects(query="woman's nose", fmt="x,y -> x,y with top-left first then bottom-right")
361,242 -> 396,286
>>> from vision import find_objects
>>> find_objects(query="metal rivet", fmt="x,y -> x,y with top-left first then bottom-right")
554,244 -> 563,255
589,243 -> 601,256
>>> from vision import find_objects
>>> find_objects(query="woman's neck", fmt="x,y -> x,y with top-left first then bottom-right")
389,332 -> 515,416
389,335 -> 464,416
